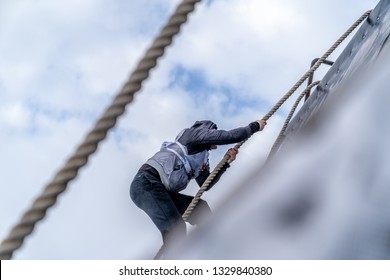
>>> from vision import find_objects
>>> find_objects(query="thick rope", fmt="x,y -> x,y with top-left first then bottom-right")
153,84 -> 319,260
154,11 -> 371,259
266,81 -> 321,161
0,0 -> 202,260
180,10 -> 371,223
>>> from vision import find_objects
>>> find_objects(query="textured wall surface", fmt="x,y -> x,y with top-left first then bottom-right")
170,0 -> 390,259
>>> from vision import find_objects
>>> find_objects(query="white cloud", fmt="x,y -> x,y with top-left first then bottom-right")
0,103 -> 30,129
0,0 -> 381,259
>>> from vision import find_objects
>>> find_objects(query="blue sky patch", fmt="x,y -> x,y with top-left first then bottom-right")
169,65 -> 263,116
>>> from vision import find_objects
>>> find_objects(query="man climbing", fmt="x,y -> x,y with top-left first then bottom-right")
129,119 -> 267,251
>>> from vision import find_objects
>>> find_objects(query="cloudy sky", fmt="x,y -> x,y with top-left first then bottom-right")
0,0 -> 379,259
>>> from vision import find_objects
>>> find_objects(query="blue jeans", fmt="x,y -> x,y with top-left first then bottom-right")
130,167 -> 211,245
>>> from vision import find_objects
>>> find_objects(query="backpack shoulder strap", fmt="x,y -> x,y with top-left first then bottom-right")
163,141 -> 192,174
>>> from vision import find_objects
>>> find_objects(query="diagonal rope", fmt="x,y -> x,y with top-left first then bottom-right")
152,83 -> 319,260
180,9 -> 371,223
266,81 -> 321,162
0,0 -> 203,260
154,10 -> 371,259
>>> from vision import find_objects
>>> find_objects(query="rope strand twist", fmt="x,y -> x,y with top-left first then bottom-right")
154,10 -> 371,259
180,9 -> 371,232
266,81 -> 321,161
0,0 -> 202,260
0,6 -> 371,261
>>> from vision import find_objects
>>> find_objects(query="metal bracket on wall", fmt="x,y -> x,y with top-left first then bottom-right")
305,58 -> 334,101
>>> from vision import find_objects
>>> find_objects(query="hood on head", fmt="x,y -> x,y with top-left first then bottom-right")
191,120 -> 218,130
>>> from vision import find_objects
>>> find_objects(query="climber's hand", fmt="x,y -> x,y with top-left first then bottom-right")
257,119 -> 267,131
226,147 -> 239,162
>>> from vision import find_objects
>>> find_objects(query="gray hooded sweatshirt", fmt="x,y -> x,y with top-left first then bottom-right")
146,120 -> 260,192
